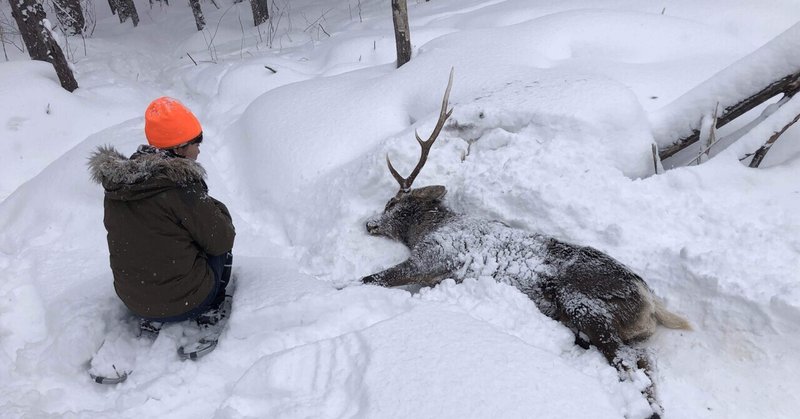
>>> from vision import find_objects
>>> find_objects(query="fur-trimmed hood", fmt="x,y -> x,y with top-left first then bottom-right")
88,145 -> 207,201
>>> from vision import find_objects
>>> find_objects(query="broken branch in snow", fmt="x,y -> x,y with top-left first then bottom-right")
748,111 -> 800,168
692,103 -> 720,165
702,103 -> 719,162
651,144 -> 660,174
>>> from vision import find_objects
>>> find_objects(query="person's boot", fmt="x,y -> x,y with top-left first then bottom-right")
195,294 -> 232,328
138,319 -> 163,339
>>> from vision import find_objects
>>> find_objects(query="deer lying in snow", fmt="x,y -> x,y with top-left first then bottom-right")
361,69 -> 690,418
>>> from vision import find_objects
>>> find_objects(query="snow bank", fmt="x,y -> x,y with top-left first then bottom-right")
0,61 -> 143,200
217,273 -> 649,419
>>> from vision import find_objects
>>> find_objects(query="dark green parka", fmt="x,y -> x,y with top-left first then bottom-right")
89,145 -> 235,319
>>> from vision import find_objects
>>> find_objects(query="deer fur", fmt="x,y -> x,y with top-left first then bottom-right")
362,185 -> 690,417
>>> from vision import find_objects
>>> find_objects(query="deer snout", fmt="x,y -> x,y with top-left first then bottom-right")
366,219 -> 381,235
366,214 -> 390,236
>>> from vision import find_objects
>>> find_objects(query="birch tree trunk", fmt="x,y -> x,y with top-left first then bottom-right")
52,0 -> 85,35
250,0 -> 268,27
391,0 -> 411,68
116,0 -> 139,27
189,0 -> 205,31
8,0 -> 78,91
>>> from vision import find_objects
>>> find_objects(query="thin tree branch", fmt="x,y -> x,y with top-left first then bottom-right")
748,111 -> 800,168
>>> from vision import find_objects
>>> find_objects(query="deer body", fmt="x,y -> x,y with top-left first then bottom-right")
363,186 -> 686,346
363,69 -> 688,418
365,213 -> 552,292
363,186 -> 689,417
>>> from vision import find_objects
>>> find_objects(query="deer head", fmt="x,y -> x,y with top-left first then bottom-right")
365,69 -> 455,247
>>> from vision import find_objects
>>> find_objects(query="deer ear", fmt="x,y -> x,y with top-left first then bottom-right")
412,185 -> 447,201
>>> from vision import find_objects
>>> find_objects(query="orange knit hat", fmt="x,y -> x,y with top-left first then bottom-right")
144,97 -> 203,149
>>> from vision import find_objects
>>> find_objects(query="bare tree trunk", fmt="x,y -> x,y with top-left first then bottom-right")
250,0 -> 269,27
189,0 -> 205,31
116,0 -> 139,27
52,0 -> 85,35
9,0 -> 78,91
391,0 -> 411,68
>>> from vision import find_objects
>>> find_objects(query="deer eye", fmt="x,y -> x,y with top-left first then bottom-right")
384,197 -> 398,211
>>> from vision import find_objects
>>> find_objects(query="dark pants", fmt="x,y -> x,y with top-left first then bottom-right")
206,251 -> 233,308
144,252 -> 233,323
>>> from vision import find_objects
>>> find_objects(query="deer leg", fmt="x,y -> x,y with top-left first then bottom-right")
568,307 -> 624,366
558,294 -> 662,417
573,330 -> 591,350
362,258 -> 448,288
634,351 -> 663,418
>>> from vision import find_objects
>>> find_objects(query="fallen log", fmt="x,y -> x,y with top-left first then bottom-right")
660,71 -> 800,160
651,22 -> 800,161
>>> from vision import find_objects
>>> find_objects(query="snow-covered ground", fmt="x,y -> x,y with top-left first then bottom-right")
1,0 -> 800,418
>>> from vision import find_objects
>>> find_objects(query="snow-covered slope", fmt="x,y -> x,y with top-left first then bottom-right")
1,0 -> 799,418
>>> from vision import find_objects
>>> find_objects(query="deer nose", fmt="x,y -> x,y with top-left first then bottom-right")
366,220 -> 380,234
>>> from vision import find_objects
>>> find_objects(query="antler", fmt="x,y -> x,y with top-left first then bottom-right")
388,68 -> 454,192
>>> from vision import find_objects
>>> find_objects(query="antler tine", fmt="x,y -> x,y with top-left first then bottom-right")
386,154 -> 410,190
387,68 -> 455,192
415,68 -> 455,147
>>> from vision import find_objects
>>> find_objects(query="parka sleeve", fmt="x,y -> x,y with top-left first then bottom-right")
209,196 -> 233,222
174,183 -> 236,256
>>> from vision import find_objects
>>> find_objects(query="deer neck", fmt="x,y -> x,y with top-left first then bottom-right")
404,205 -> 458,247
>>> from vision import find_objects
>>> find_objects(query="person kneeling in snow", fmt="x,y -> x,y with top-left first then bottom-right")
88,97 -> 236,336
